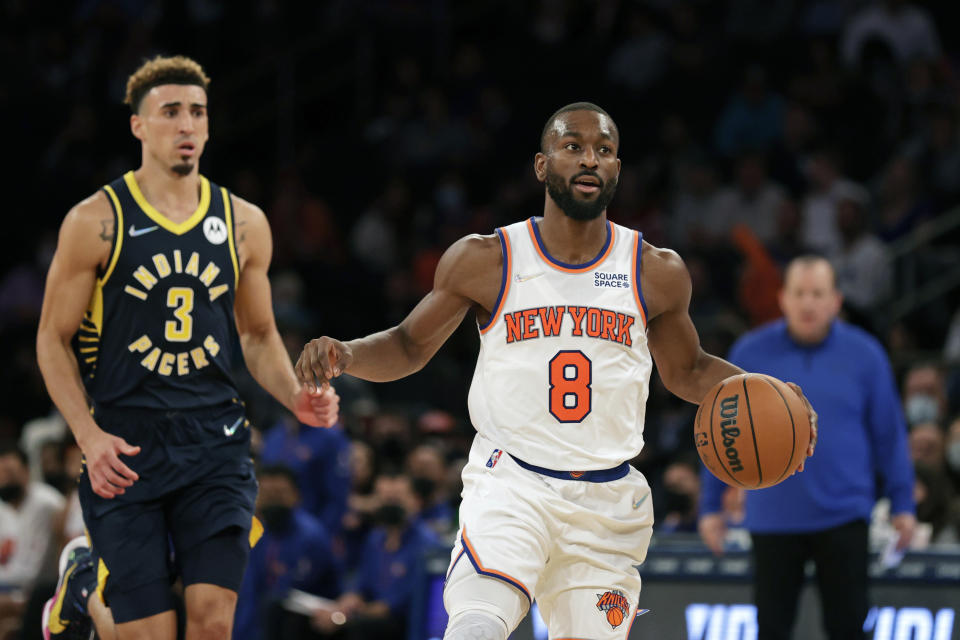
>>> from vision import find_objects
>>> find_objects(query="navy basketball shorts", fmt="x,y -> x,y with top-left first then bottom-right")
78,401 -> 258,623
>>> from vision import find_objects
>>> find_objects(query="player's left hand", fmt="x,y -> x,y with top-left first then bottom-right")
293,384 -> 340,428
786,382 -> 817,472
891,512 -> 917,550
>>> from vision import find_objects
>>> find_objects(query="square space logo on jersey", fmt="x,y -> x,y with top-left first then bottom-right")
486,449 -> 502,468
596,589 -> 630,629
594,271 -> 630,288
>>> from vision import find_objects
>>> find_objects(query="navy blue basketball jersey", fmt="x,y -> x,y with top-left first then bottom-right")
74,171 -> 242,409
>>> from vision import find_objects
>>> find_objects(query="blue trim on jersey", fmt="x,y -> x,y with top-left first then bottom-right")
477,228 -> 508,332
509,454 -> 630,482
529,216 -> 611,270
634,231 -> 649,319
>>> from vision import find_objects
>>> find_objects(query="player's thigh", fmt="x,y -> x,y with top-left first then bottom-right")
115,610 -> 178,640
536,469 -> 653,638
79,483 -> 177,623
443,552 -> 529,634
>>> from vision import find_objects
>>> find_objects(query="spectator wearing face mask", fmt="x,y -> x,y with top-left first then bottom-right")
902,363 -> 948,427
406,444 -> 455,538
658,454 -> 702,534
312,472 -> 441,640
0,441 -> 64,633
234,465 -> 341,640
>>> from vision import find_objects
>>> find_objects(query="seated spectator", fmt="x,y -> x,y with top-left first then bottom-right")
312,473 -> 441,640
945,416 -> 960,494
909,422 -> 946,471
406,444 -> 454,538
830,183 -> 891,330
913,463 -> 958,545
0,441 -> 64,635
902,363 -> 949,427
657,453 -> 701,534
259,411 -> 351,540
234,465 -> 341,640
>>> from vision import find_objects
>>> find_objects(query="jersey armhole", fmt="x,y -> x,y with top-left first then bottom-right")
631,231 -> 648,328
222,187 -> 240,289
98,185 -> 124,286
478,228 -> 512,334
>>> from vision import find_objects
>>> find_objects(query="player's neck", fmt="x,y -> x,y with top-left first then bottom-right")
537,207 -> 609,265
133,162 -> 202,223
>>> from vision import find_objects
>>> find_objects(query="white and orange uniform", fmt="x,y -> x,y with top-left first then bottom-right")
446,217 -> 655,639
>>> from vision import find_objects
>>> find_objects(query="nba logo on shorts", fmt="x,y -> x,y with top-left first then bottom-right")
486,449 -> 502,468
596,589 -> 630,629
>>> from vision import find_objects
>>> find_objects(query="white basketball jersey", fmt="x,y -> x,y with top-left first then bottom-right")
467,217 -> 653,470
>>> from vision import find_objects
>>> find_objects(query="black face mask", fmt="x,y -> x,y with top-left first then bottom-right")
260,504 -> 294,533
0,483 -> 25,504
411,476 -> 436,502
375,503 -> 407,528
662,488 -> 693,515
44,473 -> 69,493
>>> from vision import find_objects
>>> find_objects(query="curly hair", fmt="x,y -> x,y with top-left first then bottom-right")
124,55 -> 211,113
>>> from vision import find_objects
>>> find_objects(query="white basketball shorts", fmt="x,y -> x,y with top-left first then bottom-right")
444,433 -> 654,638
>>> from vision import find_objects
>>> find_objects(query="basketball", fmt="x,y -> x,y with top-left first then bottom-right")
695,373 -> 810,490
606,607 -> 625,627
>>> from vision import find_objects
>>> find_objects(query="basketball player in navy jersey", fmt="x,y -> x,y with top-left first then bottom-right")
296,103 -> 818,640
36,56 -> 338,640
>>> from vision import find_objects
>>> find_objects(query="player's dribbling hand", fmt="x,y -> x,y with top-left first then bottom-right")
296,336 -> 353,392
81,427 -> 140,499
698,513 -> 727,556
293,384 -> 340,428
785,382 -> 817,473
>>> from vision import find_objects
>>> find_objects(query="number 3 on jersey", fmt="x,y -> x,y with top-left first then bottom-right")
548,350 -> 592,422
165,287 -> 194,342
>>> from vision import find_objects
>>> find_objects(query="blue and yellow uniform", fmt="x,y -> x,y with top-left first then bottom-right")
75,171 -> 259,623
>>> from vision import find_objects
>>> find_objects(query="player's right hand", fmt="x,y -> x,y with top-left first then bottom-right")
698,513 -> 727,556
82,427 -> 140,499
296,336 -> 353,392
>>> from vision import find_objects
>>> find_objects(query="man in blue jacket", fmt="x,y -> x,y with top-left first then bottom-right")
698,255 -> 916,640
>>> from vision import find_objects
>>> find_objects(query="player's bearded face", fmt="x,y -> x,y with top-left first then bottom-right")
545,163 -> 618,221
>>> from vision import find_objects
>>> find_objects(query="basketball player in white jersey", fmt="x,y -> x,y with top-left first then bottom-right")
297,102 -> 817,640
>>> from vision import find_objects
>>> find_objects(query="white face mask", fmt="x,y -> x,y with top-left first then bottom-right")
905,394 -> 939,425
947,441 -> 960,472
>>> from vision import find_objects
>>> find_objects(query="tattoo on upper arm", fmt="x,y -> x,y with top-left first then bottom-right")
236,217 -> 247,245
99,219 -> 114,243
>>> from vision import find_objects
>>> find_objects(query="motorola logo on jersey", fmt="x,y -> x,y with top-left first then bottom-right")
203,216 -> 228,245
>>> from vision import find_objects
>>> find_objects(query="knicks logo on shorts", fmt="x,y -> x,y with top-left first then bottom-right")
596,589 -> 630,629
486,449 -> 502,469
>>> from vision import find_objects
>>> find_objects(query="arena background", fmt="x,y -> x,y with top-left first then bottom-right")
2,1 -> 960,639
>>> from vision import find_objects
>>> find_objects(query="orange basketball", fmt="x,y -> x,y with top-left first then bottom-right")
695,373 -> 810,490
606,607 -> 625,627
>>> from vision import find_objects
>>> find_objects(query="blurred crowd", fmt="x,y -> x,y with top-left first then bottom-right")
3,0 -> 960,638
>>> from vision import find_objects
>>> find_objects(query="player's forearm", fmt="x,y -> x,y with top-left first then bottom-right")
344,326 -> 430,382
35,330 -> 102,447
667,351 -> 744,405
240,329 -> 300,411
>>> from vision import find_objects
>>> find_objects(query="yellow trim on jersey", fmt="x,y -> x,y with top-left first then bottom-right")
96,557 -> 109,606
222,187 -> 240,289
123,170 -> 211,235
100,185 -> 124,285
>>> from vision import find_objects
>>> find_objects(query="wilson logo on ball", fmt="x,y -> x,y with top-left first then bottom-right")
719,395 -> 744,473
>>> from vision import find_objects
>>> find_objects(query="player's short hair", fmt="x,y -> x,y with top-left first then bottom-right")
785,254 -> 836,289
124,55 -> 211,114
0,440 -> 28,466
540,102 -> 618,152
